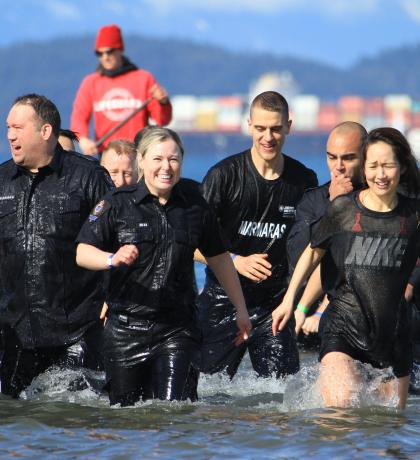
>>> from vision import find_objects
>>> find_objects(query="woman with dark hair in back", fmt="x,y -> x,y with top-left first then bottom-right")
272,127 -> 420,409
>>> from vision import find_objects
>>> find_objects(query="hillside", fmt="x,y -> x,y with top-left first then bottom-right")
0,33 -> 419,132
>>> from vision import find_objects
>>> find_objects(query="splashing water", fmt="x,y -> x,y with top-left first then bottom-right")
16,351 -> 403,411
21,367 -> 107,405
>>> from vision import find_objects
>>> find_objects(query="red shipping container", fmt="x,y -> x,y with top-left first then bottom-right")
411,113 -> 420,129
338,96 -> 364,113
318,103 -> 339,131
364,98 -> 385,116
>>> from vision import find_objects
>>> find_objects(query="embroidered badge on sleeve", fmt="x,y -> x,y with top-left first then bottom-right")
89,200 -> 110,222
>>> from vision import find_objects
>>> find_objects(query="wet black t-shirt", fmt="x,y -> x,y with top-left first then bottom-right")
311,191 -> 420,366
202,149 -> 318,296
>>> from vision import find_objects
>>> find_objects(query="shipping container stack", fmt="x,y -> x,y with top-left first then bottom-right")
168,92 -> 420,140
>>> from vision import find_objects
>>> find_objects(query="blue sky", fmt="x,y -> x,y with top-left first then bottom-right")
2,0 -> 420,67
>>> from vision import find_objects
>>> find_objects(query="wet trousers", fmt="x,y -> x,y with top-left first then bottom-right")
0,324 -> 105,398
103,314 -> 200,406
0,327 -> 67,398
198,279 -> 300,379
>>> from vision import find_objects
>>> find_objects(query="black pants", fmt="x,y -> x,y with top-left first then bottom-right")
0,328 -> 69,398
80,320 -> 105,371
0,324 -> 105,398
103,314 -> 200,406
198,279 -> 300,379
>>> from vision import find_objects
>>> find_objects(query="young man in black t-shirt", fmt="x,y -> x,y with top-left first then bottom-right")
196,91 -> 317,379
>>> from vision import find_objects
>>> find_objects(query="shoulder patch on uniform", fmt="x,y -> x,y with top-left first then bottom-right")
89,199 -> 110,222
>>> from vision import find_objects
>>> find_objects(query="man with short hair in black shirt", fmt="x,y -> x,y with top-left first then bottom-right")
0,94 -> 112,397
197,91 -> 318,379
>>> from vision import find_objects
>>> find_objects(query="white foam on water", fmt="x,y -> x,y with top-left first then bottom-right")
21,367 -> 106,405
198,359 -> 402,412
198,371 -> 287,398
19,358 -> 402,411
282,360 -> 400,411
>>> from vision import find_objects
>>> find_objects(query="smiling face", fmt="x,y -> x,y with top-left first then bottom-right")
248,106 -> 291,165
139,138 -> 182,201
7,103 -> 50,171
364,141 -> 402,200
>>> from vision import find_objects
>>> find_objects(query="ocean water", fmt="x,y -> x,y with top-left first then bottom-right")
2,353 -> 420,459
2,133 -> 420,459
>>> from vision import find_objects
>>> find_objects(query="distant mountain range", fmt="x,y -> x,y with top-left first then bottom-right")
1,33 -> 420,135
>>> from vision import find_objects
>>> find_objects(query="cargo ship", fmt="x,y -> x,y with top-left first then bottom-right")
167,72 -> 420,158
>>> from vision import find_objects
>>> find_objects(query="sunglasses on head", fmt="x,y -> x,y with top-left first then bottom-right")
95,48 -> 118,57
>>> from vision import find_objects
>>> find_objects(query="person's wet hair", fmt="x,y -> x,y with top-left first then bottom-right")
59,129 -> 79,143
361,127 -> 420,197
13,94 -> 61,138
137,127 -> 184,159
133,126 -> 158,149
102,139 -> 137,159
250,91 -> 289,119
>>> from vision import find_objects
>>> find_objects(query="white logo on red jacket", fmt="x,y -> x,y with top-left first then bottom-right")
94,88 -> 143,121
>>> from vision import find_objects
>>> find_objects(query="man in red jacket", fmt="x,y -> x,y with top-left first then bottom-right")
71,24 -> 172,156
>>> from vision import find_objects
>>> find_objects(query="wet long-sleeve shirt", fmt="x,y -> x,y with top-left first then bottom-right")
0,146 -> 112,348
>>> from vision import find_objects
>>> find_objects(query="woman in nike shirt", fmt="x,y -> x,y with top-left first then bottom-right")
272,127 -> 420,409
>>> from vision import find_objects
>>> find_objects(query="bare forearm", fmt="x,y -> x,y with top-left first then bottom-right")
317,294 -> 329,313
76,243 -> 112,270
284,245 -> 324,304
206,252 -> 247,314
298,264 -> 324,308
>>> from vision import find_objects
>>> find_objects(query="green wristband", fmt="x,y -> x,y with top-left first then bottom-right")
297,303 -> 309,314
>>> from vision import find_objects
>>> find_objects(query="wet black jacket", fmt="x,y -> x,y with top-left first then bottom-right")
286,182 -> 330,271
77,178 -> 226,325
0,146 -> 112,348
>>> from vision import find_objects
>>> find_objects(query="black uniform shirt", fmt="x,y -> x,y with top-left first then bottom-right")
0,146 -> 112,348
77,178 -> 226,325
287,182 -> 330,271
202,149 -> 318,297
311,192 -> 420,365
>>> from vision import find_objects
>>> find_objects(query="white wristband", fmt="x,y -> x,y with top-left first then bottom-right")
106,253 -> 114,269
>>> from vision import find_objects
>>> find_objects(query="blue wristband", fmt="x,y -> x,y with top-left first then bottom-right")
314,311 -> 323,317
231,253 -> 237,260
